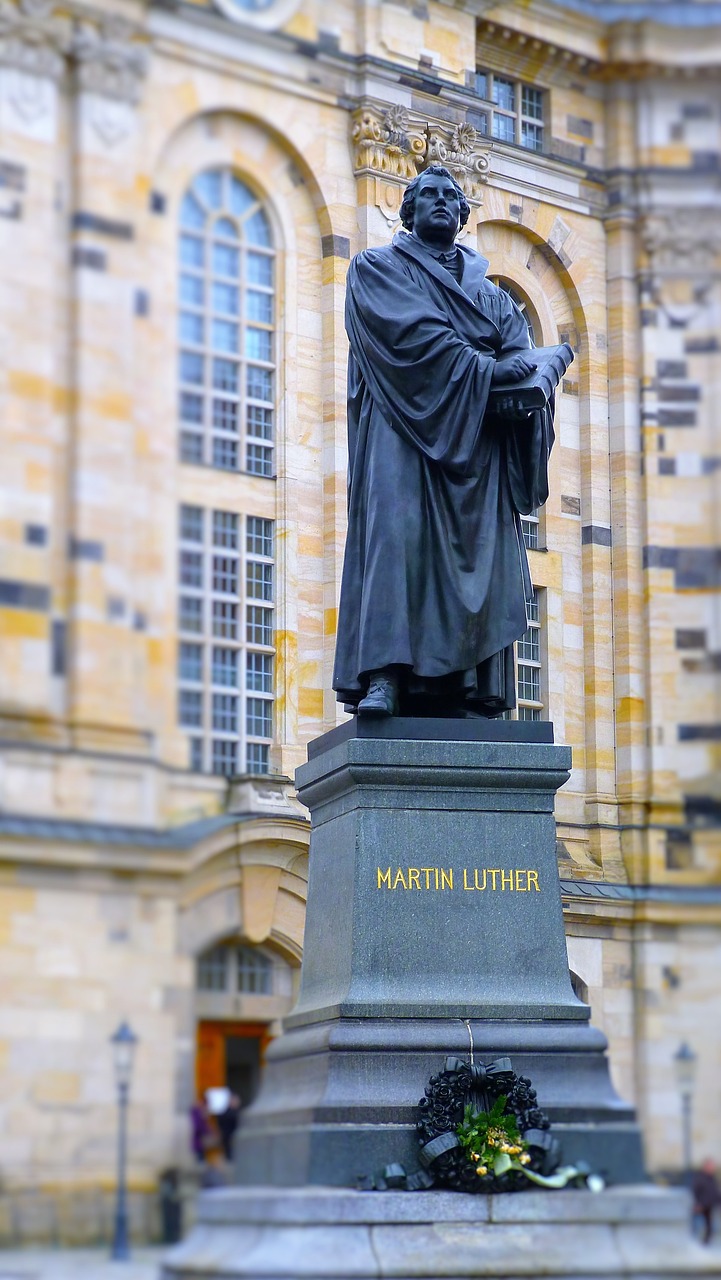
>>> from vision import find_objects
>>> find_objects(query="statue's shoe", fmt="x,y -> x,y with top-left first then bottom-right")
357,675 -> 398,717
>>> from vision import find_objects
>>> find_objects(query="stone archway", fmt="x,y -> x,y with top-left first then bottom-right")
172,810 -> 309,1114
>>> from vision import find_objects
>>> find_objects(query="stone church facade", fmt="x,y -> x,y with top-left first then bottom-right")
0,0 -> 719,1242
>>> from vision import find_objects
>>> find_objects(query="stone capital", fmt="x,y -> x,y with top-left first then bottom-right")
351,101 -> 491,204
71,13 -> 148,103
0,1 -> 149,99
0,0 -> 71,79
641,208 -> 721,278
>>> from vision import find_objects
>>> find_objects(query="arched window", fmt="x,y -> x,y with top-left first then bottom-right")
197,942 -> 274,995
178,169 -> 275,477
488,275 -> 538,346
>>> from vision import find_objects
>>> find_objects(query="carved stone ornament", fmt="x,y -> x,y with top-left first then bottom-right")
641,208 -> 721,278
0,1 -> 149,103
351,101 -> 491,203
0,0 -> 71,79
71,14 -> 148,103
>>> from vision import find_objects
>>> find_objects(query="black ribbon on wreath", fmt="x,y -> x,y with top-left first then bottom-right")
442,1056 -> 516,1116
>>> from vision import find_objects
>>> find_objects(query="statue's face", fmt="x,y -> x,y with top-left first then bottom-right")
412,172 -> 461,248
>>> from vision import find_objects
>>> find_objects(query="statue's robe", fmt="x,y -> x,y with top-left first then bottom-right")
332,230 -> 554,715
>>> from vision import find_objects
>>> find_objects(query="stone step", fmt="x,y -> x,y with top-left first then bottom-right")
161,1185 -> 721,1279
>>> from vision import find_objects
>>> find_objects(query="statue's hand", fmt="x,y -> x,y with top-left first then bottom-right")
491,354 -> 537,386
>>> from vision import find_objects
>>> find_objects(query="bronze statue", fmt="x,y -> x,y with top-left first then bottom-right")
333,164 -> 555,718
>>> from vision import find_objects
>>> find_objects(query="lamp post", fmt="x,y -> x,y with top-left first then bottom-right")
673,1040 -> 697,1183
110,1020 -> 139,1261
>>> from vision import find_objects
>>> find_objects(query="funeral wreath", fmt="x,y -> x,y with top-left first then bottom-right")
361,1055 -> 604,1193
415,1056 -> 601,1193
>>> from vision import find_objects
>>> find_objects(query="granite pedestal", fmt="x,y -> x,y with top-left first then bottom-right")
163,721 -> 717,1280
232,720 -> 643,1187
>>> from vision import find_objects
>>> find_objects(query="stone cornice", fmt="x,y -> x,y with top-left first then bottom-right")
477,16 -> 602,79
351,101 -> 491,203
560,878 -> 721,927
476,6 -> 721,77
604,18 -> 721,76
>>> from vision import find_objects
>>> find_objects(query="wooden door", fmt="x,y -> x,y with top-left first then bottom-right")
195,1020 -> 271,1101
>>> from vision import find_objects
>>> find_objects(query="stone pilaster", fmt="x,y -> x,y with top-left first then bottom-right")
64,9 -> 158,755
0,0 -> 71,731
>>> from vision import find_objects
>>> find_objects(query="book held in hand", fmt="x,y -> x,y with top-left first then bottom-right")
487,342 -> 575,416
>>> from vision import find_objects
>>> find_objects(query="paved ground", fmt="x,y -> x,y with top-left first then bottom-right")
0,1248 -> 165,1279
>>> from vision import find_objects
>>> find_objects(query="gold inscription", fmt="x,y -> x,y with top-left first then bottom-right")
377,868 -> 540,892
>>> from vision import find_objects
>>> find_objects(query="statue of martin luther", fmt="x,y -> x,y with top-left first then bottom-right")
332,164 -> 554,718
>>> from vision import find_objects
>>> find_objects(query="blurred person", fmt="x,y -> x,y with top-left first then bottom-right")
692,1158 -> 721,1244
217,1092 -> 242,1161
200,1138 -> 230,1189
189,1093 -> 214,1163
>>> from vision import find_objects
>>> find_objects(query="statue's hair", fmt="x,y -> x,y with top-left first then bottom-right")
399,164 -> 470,232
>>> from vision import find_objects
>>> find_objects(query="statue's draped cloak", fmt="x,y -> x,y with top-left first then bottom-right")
333,231 -> 554,713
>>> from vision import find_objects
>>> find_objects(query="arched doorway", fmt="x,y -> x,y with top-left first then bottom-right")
194,938 -> 294,1105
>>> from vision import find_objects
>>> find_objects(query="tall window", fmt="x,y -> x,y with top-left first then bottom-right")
517,590 -> 543,721
501,590 -> 545,721
474,71 -> 544,152
178,169 -> 275,477
178,504 -> 275,775
521,510 -> 540,550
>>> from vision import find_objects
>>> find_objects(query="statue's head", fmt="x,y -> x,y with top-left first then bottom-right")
399,164 -> 470,235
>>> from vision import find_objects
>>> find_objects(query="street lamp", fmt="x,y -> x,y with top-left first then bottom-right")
673,1040 -> 697,1182
110,1020 -> 139,1261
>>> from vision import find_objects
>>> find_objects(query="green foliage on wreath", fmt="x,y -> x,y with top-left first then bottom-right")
456,1095 -> 532,1180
